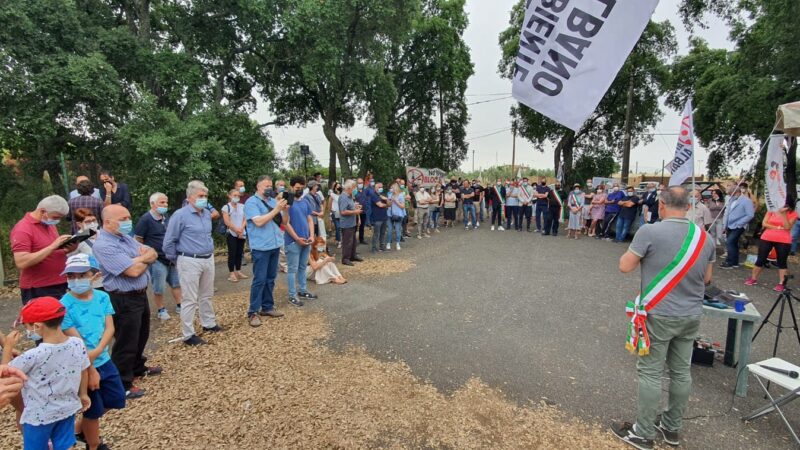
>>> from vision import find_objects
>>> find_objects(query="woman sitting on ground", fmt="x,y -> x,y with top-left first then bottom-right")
745,198 -> 798,292
306,236 -> 346,285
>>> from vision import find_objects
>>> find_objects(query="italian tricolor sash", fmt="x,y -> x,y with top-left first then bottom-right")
625,222 -> 707,355
569,193 -> 583,208
551,189 -> 564,222
494,185 -> 505,205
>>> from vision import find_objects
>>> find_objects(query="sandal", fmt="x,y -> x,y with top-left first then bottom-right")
227,275 -> 239,283
236,272 -> 249,279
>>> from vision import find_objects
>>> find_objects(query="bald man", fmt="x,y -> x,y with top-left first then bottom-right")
68,175 -> 101,200
93,204 -> 161,399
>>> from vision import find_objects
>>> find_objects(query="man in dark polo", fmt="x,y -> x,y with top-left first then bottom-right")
93,204 -> 162,399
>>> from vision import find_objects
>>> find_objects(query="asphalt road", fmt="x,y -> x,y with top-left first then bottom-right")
312,224 -> 799,450
1,224 -> 798,449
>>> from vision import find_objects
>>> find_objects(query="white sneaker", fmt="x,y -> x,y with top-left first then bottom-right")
396,243 -> 401,250
498,226 -> 505,231
476,222 -> 480,228
386,243 -> 391,250
491,225 -> 495,231
157,309 -> 170,321
417,235 -> 422,240
467,221 -> 472,227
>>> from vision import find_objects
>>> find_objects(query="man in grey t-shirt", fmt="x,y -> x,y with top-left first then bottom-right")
611,187 -> 715,450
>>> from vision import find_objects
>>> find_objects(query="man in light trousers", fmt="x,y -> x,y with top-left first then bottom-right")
163,180 -> 222,346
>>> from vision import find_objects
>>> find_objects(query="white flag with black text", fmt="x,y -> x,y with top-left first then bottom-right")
668,99 -> 694,187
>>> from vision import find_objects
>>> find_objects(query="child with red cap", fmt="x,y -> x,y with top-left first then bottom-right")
2,296 -> 91,450
60,254 -> 125,450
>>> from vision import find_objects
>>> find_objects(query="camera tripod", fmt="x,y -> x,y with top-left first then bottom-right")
751,276 -> 800,358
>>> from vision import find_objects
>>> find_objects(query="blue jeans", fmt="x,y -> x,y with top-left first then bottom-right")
616,217 -> 633,242
725,227 -> 745,266
331,215 -> 341,242
148,260 -> 180,294
249,248 -> 280,315
429,209 -> 440,229
463,203 -> 476,227
285,241 -> 311,298
535,204 -> 548,231
791,221 -> 800,253
387,219 -> 403,245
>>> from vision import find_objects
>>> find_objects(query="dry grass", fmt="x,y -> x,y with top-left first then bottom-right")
0,290 -> 623,450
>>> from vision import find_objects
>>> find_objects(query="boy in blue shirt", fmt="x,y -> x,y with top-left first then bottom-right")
60,254 -> 125,450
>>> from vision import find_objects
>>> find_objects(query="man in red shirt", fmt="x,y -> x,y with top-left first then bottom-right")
10,195 -> 77,304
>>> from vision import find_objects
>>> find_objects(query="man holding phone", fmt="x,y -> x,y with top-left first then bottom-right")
284,176 -> 318,307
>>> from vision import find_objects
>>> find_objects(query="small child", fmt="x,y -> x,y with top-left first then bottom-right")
60,254 -> 125,450
3,296 -> 91,450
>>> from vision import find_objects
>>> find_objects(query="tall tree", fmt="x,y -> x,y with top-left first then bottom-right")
498,1 -> 675,185
672,0 -> 800,191
248,0 -> 418,183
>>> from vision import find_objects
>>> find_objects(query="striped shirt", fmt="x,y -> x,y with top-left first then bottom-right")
92,230 -> 150,292
68,195 -> 104,233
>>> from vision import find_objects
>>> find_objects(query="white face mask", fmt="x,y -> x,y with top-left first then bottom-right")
612,187 -> 619,192
316,246 -> 325,252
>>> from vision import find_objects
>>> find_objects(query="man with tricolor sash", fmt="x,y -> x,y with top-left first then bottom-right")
488,179 -> 505,231
611,187 -> 716,450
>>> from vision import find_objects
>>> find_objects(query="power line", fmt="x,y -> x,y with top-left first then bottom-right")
466,96 -> 514,106
466,128 -> 512,141
465,92 -> 512,97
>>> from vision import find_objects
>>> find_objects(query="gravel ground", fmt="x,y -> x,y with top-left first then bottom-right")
0,224 -> 797,448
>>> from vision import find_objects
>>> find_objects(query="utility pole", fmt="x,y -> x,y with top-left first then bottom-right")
472,148 -> 475,172
621,72 -> 635,185
511,119 -> 517,178
660,159 -> 666,185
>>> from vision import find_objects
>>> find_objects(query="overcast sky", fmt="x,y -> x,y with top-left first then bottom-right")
252,0 -> 734,177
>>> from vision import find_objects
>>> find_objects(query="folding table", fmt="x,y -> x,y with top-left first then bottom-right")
742,357 -> 800,444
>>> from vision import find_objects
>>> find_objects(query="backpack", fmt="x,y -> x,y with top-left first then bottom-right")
216,204 -> 230,235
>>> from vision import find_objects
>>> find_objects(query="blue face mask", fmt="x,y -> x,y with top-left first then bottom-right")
357,184 -> 364,190
194,197 -> 208,209
25,329 -> 41,341
41,213 -> 60,226
277,186 -> 285,193
377,188 -> 384,194
239,186 -> 246,193
68,278 -> 92,294
118,220 -> 133,235
156,206 -> 168,215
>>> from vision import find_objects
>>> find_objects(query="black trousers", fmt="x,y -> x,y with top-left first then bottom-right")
109,292 -> 150,390
341,226 -> 358,263
20,283 -> 67,305
226,234 -> 246,272
358,213 -> 367,242
756,239 -> 791,269
492,204 -> 503,226
520,204 -> 532,230
544,206 -> 561,235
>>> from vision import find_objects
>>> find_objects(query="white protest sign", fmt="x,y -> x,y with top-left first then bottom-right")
406,167 -> 446,188
764,135 -> 787,212
512,0 -> 659,131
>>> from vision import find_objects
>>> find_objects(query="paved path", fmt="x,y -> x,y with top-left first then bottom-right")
1,226 -> 798,448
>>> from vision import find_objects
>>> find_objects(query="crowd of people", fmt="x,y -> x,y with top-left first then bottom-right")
0,166 -> 795,449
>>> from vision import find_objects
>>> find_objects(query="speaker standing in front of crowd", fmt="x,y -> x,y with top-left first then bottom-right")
10,195 -> 78,305
92,204 -> 161,399
163,181 -> 223,347
612,187 -> 716,450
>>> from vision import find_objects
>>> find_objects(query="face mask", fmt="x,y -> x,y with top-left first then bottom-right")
316,246 -> 325,252
496,182 -> 501,186
446,189 -> 452,194
231,197 -> 240,204
84,222 -> 99,232
597,190 -> 604,194
627,191 -> 634,196
68,278 -> 92,294
156,206 -> 168,215
649,188 -> 656,192
377,188 -> 383,194
294,189 -> 303,198
25,329 -> 41,342
41,213 -> 60,226
239,186 -> 246,193
118,220 -> 133,235
574,189 -> 581,194
357,184 -> 364,190
370,181 -> 375,186
194,198 -> 208,209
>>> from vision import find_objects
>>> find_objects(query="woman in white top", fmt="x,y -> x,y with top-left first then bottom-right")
68,208 -> 102,288
329,182 -> 342,248
306,236 -> 346,285
222,188 -> 248,282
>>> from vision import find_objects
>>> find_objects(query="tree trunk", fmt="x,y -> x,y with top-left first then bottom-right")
621,73 -> 635,185
136,0 -> 151,43
554,131 -> 575,183
322,121 -> 351,182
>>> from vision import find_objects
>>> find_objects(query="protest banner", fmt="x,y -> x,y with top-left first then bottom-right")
764,135 -> 787,212
668,99 -> 695,187
406,167 -> 446,188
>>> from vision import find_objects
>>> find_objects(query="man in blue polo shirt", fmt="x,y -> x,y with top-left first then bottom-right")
163,180 -> 222,346
244,175 -> 288,327
284,176 -> 317,307
602,183 -> 626,240
534,177 -> 551,233
134,192 -> 182,321
369,182 -> 388,252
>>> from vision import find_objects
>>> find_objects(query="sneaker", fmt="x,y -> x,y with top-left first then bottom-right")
534,229 -> 541,233
491,225 -> 495,231
337,242 -> 342,249
386,243 -> 391,250
202,325 -> 224,333
396,243 -> 401,250
719,263 -> 739,269
774,283 -> 786,292
434,228 -> 440,233
476,222 -> 480,227
248,315 -> 262,327
610,422 -> 654,450
289,296 -> 304,307
298,291 -> 318,299
125,387 -> 146,400
744,277 -> 757,286
184,335 -> 207,346
175,305 -> 182,314
465,226 -> 469,230
498,226 -> 505,231
655,417 -> 680,446
137,366 -> 163,377
417,235 -> 423,239
157,308 -> 170,321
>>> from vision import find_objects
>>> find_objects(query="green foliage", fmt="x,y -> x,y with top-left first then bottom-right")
346,137 -> 404,184
280,142 -> 326,179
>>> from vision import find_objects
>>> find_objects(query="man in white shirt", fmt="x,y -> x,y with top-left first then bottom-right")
414,185 -> 432,239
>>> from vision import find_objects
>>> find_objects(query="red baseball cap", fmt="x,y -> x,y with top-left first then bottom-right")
20,297 -> 66,324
